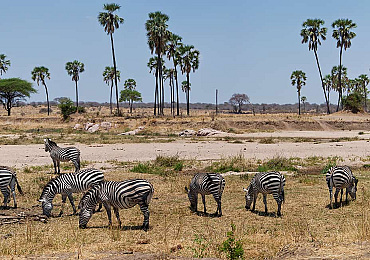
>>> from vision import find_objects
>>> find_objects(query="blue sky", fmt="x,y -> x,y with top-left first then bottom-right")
2,0 -> 370,105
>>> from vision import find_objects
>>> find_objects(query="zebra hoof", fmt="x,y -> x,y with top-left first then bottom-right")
79,224 -> 87,229
142,224 -> 149,232
277,212 -> 281,217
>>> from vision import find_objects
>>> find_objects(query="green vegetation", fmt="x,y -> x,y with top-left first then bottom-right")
290,70 -> 307,115
65,60 -> 85,112
257,156 -> 297,172
103,66 -> 121,115
131,155 -> 184,176
58,98 -> 77,120
31,66 -> 51,115
219,224 -> 244,260
120,79 -> 142,114
0,54 -> 11,79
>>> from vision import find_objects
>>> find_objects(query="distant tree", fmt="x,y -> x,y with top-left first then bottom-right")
301,96 -> 307,112
332,19 -> 356,108
124,78 -> 136,90
163,68 -> 175,115
98,3 -> 124,115
181,80 -> 191,108
120,79 -> 142,114
65,60 -> 84,112
358,74 -> 369,112
178,44 -> 200,115
331,65 -> 347,111
0,78 -> 36,116
229,93 -> 250,114
31,66 -> 51,115
291,70 -> 307,115
58,97 -> 77,120
103,66 -> 121,114
301,19 -> 330,114
323,74 -> 333,105
342,92 -> 363,113
0,54 -> 11,79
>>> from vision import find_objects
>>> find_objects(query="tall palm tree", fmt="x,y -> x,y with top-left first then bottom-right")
103,66 -> 120,114
291,70 -> 307,115
147,56 -> 165,114
31,66 -> 51,115
181,80 -> 191,108
331,65 -> 348,111
0,54 -> 11,78
301,96 -> 307,112
164,68 -> 175,115
332,18 -> 356,109
65,60 -> 84,112
98,3 -> 124,115
178,44 -> 200,115
323,74 -> 333,106
301,19 -> 330,114
358,74 -> 369,112
145,11 -> 170,116
167,32 -> 182,116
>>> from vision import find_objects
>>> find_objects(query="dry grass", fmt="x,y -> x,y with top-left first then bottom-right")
0,166 -> 370,259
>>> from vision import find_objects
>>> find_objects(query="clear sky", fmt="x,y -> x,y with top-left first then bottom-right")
2,0 -> 370,105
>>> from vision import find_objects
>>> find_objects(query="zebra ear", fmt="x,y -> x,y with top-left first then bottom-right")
38,198 -> 45,203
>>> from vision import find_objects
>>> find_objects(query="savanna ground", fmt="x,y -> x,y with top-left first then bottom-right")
1,106 -> 370,259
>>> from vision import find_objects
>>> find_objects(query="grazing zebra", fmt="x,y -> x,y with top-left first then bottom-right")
44,138 -> 80,174
38,168 -> 104,217
243,171 -> 285,217
185,172 -> 225,217
326,166 -> 358,209
0,166 -> 23,208
79,179 -> 154,231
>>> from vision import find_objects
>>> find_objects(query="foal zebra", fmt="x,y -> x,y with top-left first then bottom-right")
243,171 -> 285,216
185,172 -> 225,217
44,138 -> 80,174
79,179 -> 154,231
39,168 -> 104,217
326,166 -> 358,209
0,166 -> 23,208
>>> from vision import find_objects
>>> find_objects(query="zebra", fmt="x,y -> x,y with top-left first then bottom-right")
0,166 -> 23,208
326,166 -> 358,209
243,171 -> 285,217
185,172 -> 225,217
79,179 -> 154,231
44,138 -> 81,174
38,168 -> 104,217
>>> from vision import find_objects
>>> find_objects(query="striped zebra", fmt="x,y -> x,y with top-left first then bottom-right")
185,173 -> 225,217
79,179 -> 154,231
44,138 -> 81,174
243,171 -> 285,217
0,166 -> 23,208
326,166 -> 358,209
38,168 -> 104,217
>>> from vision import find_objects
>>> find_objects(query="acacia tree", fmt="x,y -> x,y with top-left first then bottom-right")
65,60 -> 84,112
0,54 -> 11,78
332,19 -> 356,109
167,32 -> 182,116
31,66 -> 51,115
0,78 -> 36,116
103,66 -> 121,114
291,70 -> 307,115
98,3 -> 124,115
301,19 -> 330,114
229,93 -> 250,114
358,74 -> 369,112
145,11 -> 170,116
120,79 -> 142,114
178,44 -> 200,115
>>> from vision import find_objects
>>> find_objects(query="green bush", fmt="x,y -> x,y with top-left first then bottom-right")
219,224 -> 244,260
58,98 -> 76,120
342,92 -> 363,113
258,156 -> 297,172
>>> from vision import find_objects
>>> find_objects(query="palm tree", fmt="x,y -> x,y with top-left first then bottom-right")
31,66 -> 51,115
301,96 -> 307,112
178,44 -> 200,115
0,54 -> 11,78
103,66 -> 121,114
301,19 -> 330,114
145,11 -> 170,116
358,74 -> 369,112
167,32 -> 183,116
98,3 -> 124,115
291,70 -> 307,115
331,65 -> 348,111
65,60 -> 84,112
323,74 -> 333,106
332,18 -> 356,109
181,80 -> 191,108
164,68 -> 175,115
123,78 -> 137,113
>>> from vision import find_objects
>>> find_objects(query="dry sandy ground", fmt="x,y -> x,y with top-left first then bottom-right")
1,130 -> 370,168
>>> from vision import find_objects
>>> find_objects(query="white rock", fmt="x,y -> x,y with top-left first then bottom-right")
87,124 -> 100,133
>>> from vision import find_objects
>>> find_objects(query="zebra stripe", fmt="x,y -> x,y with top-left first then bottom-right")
185,172 -> 225,217
79,179 -> 154,231
44,138 -> 81,174
244,171 -> 285,216
0,166 -> 23,208
39,168 -> 104,217
326,166 -> 358,208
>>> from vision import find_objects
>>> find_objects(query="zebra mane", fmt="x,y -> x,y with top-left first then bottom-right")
39,177 -> 59,200
45,138 -> 58,147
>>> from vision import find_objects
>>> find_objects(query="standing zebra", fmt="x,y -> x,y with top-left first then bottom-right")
243,171 -> 285,217
185,172 -> 225,217
38,168 -> 104,217
44,138 -> 80,174
326,166 -> 358,209
79,179 -> 154,231
0,166 -> 23,208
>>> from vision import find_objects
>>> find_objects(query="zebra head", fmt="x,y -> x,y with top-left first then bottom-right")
243,187 -> 254,210
44,138 -> 57,152
349,176 -> 358,200
185,186 -> 197,212
79,187 -> 99,229
39,198 -> 53,217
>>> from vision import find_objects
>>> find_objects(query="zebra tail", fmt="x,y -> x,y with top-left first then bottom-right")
280,175 -> 285,203
14,176 -> 24,196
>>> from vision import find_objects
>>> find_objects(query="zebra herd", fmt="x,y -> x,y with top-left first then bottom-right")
0,138 -> 360,231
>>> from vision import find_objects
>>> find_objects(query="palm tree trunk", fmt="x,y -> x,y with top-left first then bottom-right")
174,63 -> 180,116
154,68 -> 158,116
364,85 -> 367,112
43,81 -> 50,116
130,99 -> 133,114
298,91 -> 301,115
110,33 -> 120,115
75,79 -> 79,112
187,73 -> 190,115
337,45 -> 343,112
161,72 -> 164,115
110,80 -> 113,114
314,49 -> 330,114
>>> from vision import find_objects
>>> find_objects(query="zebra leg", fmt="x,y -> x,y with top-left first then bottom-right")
329,189 -> 333,209
263,194 -> 268,214
53,159 -> 58,174
340,189 -> 344,206
73,159 -> 80,173
201,194 -> 207,215
57,160 -> 61,174
277,200 -> 282,217
140,204 -> 150,231
59,194 -> 67,217
334,189 -> 339,207
251,194 -> 257,212
10,178 -> 17,208
0,187 -> 10,208
67,194 -> 77,215
345,188 -> 349,204
103,202 -> 113,227
93,203 -> 103,213
216,199 -> 222,217
113,207 -> 121,228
